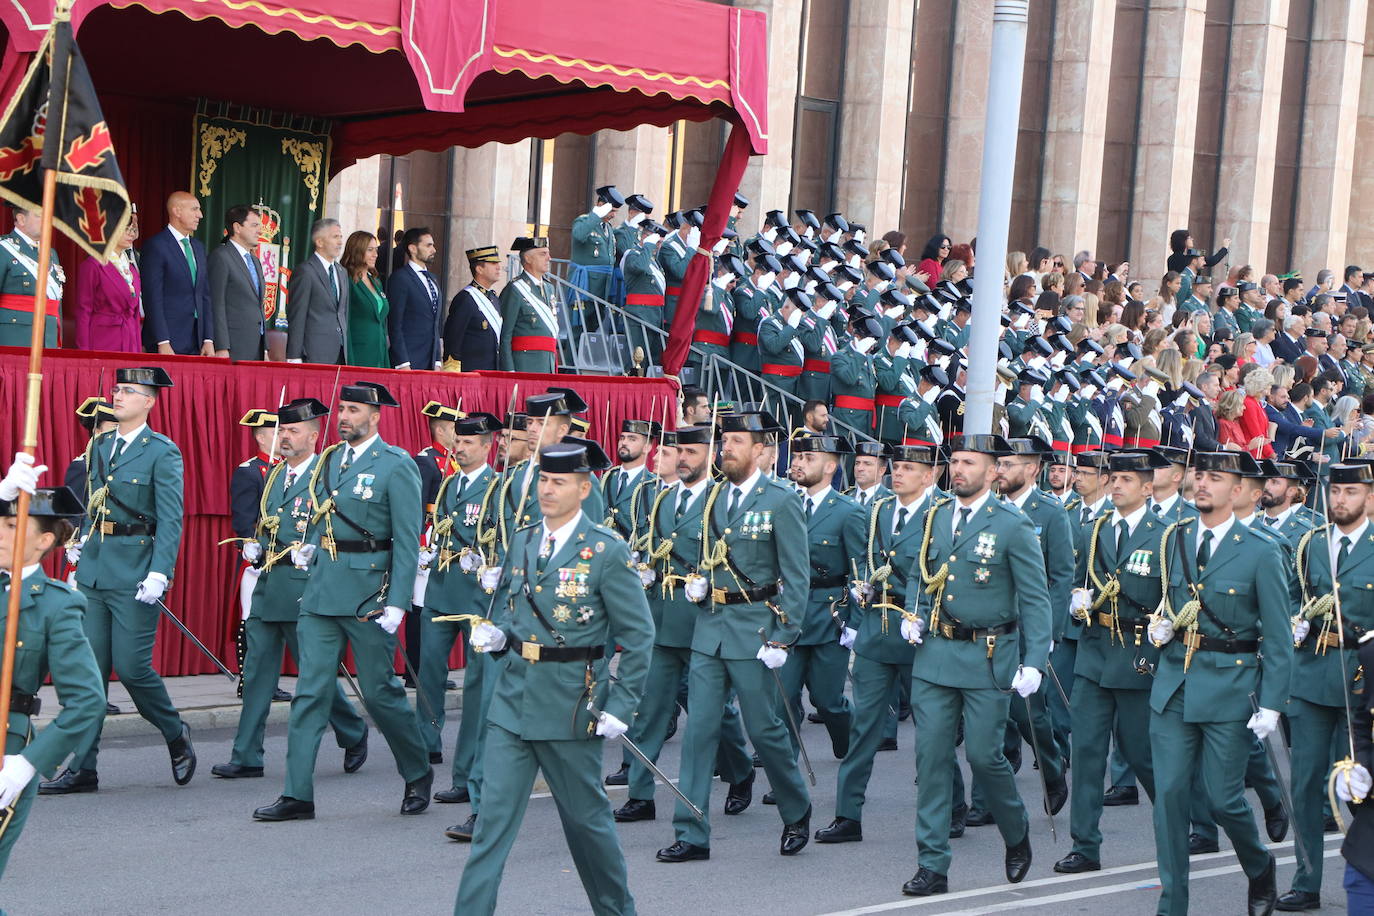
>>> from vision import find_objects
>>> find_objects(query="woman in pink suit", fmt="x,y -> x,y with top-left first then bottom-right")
73,215 -> 141,351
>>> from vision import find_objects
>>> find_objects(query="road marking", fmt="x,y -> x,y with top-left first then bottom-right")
819,837 -> 1342,915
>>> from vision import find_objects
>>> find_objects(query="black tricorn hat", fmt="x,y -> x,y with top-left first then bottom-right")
1190,450 -> 1260,476
823,212 -> 849,232
1330,462 -> 1374,485
116,366 -> 174,388
719,410 -> 782,435
795,209 -> 820,231
866,260 -> 895,282
791,434 -> 854,455
1152,445 -> 1190,466
277,398 -> 328,425
539,441 -> 612,474
1075,450 -> 1112,470
1006,436 -> 1054,457
341,381 -> 399,407
511,236 -> 549,252
455,412 -> 503,436
719,254 -> 748,277
733,191 -> 750,209
674,424 -> 714,446
421,400 -> 461,422
239,408 -> 277,428
620,419 -> 663,438
0,486 -> 84,519
526,386 -> 589,417
625,193 -> 653,213
854,441 -> 891,459
946,433 -> 1012,457
75,396 -> 116,429
506,411 -> 529,431
1108,450 -> 1171,472
891,444 -> 940,465
594,185 -> 626,207
1270,459 -> 1316,482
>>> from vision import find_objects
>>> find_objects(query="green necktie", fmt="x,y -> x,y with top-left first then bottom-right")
894,507 -> 910,535
1116,520 -> 1129,559
537,534 -> 556,574
180,237 -> 197,283
954,507 -> 971,538
1197,529 -> 1213,568
1338,535 -> 1353,572
676,488 -> 690,521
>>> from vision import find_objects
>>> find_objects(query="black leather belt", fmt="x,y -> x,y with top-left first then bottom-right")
6,690 -> 40,716
1096,612 -> 1151,631
329,537 -> 393,553
98,521 -> 156,536
711,583 -> 780,605
936,619 -> 1018,641
1182,631 -> 1258,654
511,640 -> 605,663
810,573 -> 846,589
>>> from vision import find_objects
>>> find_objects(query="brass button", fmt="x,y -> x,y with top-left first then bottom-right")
535,585 -> 542,592
946,594 -> 954,601
1235,659 -> 1242,665
947,575 -> 955,582
724,528 -> 732,535
1228,588 -> 1235,595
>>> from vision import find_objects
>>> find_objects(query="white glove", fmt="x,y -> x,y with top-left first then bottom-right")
854,337 -> 877,355
1069,587 -> 1094,618
786,307 -> 804,328
0,755 -> 36,808
886,305 -> 905,320
1247,707 -> 1280,741
1149,617 -> 1175,646
638,566 -> 657,588
412,567 -> 430,606
839,626 -> 857,649
134,571 -> 167,605
684,575 -> 708,603
291,543 -> 316,569
242,540 -> 263,564
817,301 -> 837,320
1011,666 -> 1043,698
1336,763 -> 1373,802
900,616 -> 925,644
479,565 -> 503,592
1293,618 -> 1311,643
756,645 -> 788,669
418,547 -> 437,571
286,358 -> 302,364
595,711 -> 629,741
459,550 -> 483,574
849,584 -> 872,605
375,605 -> 405,634
65,536 -> 85,567
471,621 -> 507,653
0,452 -> 45,501
1030,385 -> 1045,403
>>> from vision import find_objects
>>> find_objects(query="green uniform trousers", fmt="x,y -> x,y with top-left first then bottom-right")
672,652 -> 811,847
1189,735 -> 1281,842
836,654 -> 906,822
1288,697 -> 1343,894
1067,678 -> 1155,861
778,641 -> 852,759
229,618 -> 366,769
913,679 -> 1029,874
882,670 -> 912,741
284,613 -> 430,802
1149,691 -> 1272,916
75,586 -> 184,771
626,644 -> 752,801
0,728 -> 36,879
1047,640 -> 1076,760
970,686 -> 1064,812
456,723 -> 636,916
418,611 -> 489,797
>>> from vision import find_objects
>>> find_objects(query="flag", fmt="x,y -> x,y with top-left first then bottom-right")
0,17 -> 130,262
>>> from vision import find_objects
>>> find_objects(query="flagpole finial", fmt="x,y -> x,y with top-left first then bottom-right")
53,0 -> 74,23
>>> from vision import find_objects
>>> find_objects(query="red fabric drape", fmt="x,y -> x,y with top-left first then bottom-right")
661,121 -> 753,377
0,348 -> 674,675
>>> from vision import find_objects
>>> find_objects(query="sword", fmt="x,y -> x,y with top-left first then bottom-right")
1021,690 -> 1058,842
154,598 -> 236,681
1250,692 -> 1311,874
337,662 -> 366,707
760,628 -> 816,786
1045,659 -> 1071,708
586,697 -> 704,822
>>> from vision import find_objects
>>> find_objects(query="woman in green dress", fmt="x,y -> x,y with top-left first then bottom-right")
342,231 -> 390,367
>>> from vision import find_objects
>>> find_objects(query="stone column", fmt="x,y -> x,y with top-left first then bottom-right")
445,140 -> 533,293
1126,0 -> 1208,273
325,154 -> 382,233
1038,0 -> 1117,256
1350,6 -> 1374,265
593,125 -> 672,209
833,0 -> 914,234
938,0 -> 993,242
734,0 -> 803,217
1214,0 -> 1288,270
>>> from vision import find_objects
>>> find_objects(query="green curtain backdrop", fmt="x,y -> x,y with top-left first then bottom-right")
191,112 -> 330,329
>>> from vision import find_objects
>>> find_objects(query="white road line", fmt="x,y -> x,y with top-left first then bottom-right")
819,837 -> 1342,915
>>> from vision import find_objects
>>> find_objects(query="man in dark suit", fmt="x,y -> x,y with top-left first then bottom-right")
1265,381 -> 1324,458
1270,315 -> 1305,365
387,227 -> 443,371
141,191 -> 213,356
285,219 -> 348,365
441,245 -> 502,371
208,205 -> 267,361
1190,370 -> 1221,451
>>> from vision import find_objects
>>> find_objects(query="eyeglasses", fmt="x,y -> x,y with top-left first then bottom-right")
1053,261 -> 1064,268
111,385 -> 151,398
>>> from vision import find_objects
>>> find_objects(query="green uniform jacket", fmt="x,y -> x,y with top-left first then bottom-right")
570,213 -> 615,294
856,489 -> 943,665
1124,391 -> 1162,447
1303,402 -> 1346,467
77,428 -> 184,590
1075,511 -> 1165,690
622,241 -> 666,316
3,570 -> 103,777
1065,495 -> 1111,641
0,230 -> 61,346
728,278 -> 764,371
249,458 -> 319,621
758,312 -> 804,374
1150,517 -> 1292,721
1068,396 -> 1104,450
798,315 -> 837,403
1012,489 -> 1075,641
612,222 -> 640,263
488,513 -> 654,740
1005,395 -> 1044,439
424,465 -> 499,613
799,488 -> 866,645
897,393 -> 943,445
874,351 -> 917,443
499,458 -> 607,541
830,345 -> 878,435
1342,359 -> 1366,400
301,437 -> 422,614
599,465 -> 656,545
1212,306 -> 1240,337
693,283 -> 734,352
695,475 -> 809,657
1291,524 -> 1374,708
657,233 -> 693,318
643,481 -> 710,648
909,495 -> 1054,687
497,270 -> 560,373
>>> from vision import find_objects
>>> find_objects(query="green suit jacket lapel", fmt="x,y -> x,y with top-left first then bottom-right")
1198,522 -> 1246,578
1335,528 -> 1374,577
952,498 -> 997,553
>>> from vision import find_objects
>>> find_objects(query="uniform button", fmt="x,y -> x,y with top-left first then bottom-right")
1235,659 -> 1243,665
947,575 -> 955,582
535,585 -> 542,592
1228,588 -> 1235,595
724,528 -> 732,535
946,594 -> 954,601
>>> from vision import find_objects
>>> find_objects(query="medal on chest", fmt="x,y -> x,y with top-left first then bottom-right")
353,473 -> 376,500
1125,549 -> 1153,577
974,531 -> 997,561
742,510 -> 773,537
556,563 -> 592,599
463,502 -> 482,527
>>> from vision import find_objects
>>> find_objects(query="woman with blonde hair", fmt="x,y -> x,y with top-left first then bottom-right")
1233,332 -> 1257,366
1006,251 -> 1028,285
1181,357 -> 1204,385
1238,366 -> 1275,457
1156,348 -> 1184,388
1271,364 -> 1296,390
1082,292 -> 1101,330
941,258 -> 969,284
1216,389 -> 1250,451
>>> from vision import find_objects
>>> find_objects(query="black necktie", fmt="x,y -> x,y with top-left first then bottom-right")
1339,535 -> 1353,571
1197,530 -> 1214,568
955,507 -> 971,538
340,448 -> 354,473
676,488 -> 690,520
327,262 -> 340,302
284,469 -> 296,490
859,491 -> 869,507
1150,503 -> 1162,515
806,497 -> 816,519
895,507 -> 910,535
1263,515 -> 1278,527
728,487 -> 741,518
1081,506 -> 1091,525
111,438 -> 125,465
1116,520 -> 1129,558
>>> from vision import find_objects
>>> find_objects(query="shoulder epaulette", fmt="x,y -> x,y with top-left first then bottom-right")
237,458 -> 256,468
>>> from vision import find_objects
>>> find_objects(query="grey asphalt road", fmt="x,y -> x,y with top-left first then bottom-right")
1,708 -> 1348,915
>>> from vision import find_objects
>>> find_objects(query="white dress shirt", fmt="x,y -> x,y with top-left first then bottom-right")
1195,513 -> 1235,557
1331,518 -> 1370,572
111,423 -> 148,460
952,488 -> 993,537
540,511 -> 584,560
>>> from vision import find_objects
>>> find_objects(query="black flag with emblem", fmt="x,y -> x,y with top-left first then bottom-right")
0,16 -> 130,261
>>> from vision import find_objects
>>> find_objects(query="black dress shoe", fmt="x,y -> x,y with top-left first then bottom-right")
1248,853 -> 1277,916
762,790 -> 776,805
604,763 -> 629,786
814,816 -> 862,843
1275,889 -> 1321,911
1324,815 -> 1339,833
949,803 -> 966,839
898,706 -> 912,722
664,715 -> 679,742
402,769 -> 433,815
445,679 -> 457,690
877,737 -> 898,752
614,798 -> 657,822
445,813 -> 476,841
38,767 -> 97,794
807,711 -> 825,724
780,806 -> 811,856
168,723 -> 196,786
901,867 -> 948,897
272,687 -> 292,702
724,772 -> 754,815
1053,852 -> 1100,874
657,841 -> 709,863
1045,775 -> 1069,816
434,786 -> 470,804
1264,803 -> 1289,843
344,729 -> 368,774
211,763 -> 264,779
964,807 -> 993,827
253,796 -> 315,821
428,751 -> 444,765
105,702 -> 121,715
1005,834 -> 1032,883
1102,785 -> 1139,806
1189,832 -> 1220,854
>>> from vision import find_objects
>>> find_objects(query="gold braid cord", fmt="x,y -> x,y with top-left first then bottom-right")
431,471 -> 459,570
914,497 -> 953,637
641,487 -> 679,598
308,443 -> 344,560
1155,521 -> 1202,666
472,474 -> 501,563
867,496 -> 896,583
698,482 -> 729,571
1329,758 -> 1366,834
257,460 -> 291,570
495,466 -> 520,553
1084,514 -> 1124,644
1295,527 -> 1338,652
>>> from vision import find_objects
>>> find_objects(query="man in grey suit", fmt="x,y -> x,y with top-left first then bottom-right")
208,204 -> 267,361
286,219 -> 348,365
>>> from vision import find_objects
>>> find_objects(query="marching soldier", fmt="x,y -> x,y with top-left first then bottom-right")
253,381 -> 432,821
0,481 -> 103,879
497,412 -> 529,472
456,440 -> 654,915
849,441 -> 893,508
613,425 -> 756,823
42,367 -> 195,795
1258,459 -> 1318,541
213,399 -> 368,780
497,237 -> 559,374
230,409 -> 284,700
816,443 -> 943,844
497,389 -> 606,540
1055,450 -> 1166,874
600,419 -> 661,546
1147,447 -> 1197,521
657,409 -> 813,863
411,401 -> 461,688
569,184 -> 623,304
0,203 -> 64,347
900,434 -> 1052,897
1146,450 -> 1292,916
440,246 -> 502,372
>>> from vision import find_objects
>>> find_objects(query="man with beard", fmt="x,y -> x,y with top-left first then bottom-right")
495,413 -> 528,473
1257,459 -> 1318,543
601,419 -> 661,545
495,389 -> 605,539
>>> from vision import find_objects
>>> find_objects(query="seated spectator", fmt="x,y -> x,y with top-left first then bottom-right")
1216,388 -> 1248,450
